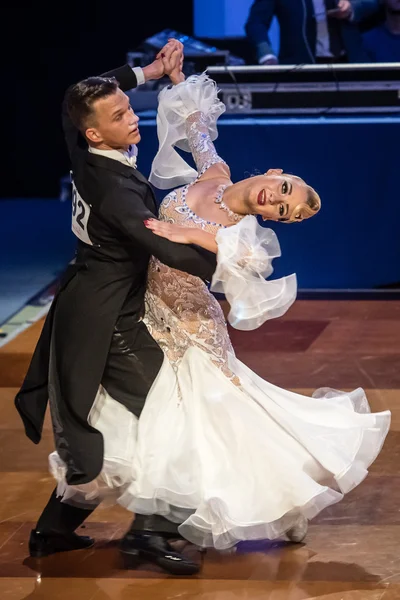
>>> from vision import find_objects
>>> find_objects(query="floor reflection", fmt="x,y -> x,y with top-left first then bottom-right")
19,541 -> 387,600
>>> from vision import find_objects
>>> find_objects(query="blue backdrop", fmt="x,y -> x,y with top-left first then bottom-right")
194,0 -> 280,52
137,114 -> 400,290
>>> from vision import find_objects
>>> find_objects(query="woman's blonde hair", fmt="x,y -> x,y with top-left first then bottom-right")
284,176 -> 321,223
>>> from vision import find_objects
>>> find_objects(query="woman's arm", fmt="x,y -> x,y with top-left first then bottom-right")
165,50 -> 230,180
149,71 -> 229,189
145,219 -> 218,254
185,111 -> 230,180
188,229 -> 218,254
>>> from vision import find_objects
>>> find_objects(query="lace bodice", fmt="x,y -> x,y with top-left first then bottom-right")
144,111 -> 237,380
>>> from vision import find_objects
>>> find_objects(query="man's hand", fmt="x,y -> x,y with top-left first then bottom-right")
144,219 -> 194,244
144,219 -> 217,253
327,0 -> 353,20
158,38 -> 185,85
142,57 -> 164,83
142,39 -> 183,82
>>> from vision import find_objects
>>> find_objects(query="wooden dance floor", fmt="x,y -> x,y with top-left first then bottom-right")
1,299 -> 399,599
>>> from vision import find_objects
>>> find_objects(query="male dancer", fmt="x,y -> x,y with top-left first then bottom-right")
16,40 -> 214,575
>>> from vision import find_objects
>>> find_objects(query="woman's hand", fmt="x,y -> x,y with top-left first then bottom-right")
157,38 -> 185,85
143,39 -> 184,82
145,219 -> 218,253
144,219 -> 194,244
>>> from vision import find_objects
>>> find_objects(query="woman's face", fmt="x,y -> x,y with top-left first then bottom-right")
245,169 -> 308,221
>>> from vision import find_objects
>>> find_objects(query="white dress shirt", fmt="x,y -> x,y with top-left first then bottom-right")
89,144 -> 138,168
312,0 -> 334,57
312,0 -> 353,58
132,66 -> 145,87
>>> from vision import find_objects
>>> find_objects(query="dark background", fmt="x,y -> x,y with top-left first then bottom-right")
5,1 -> 194,198
2,3 -> 398,291
4,2 -> 385,200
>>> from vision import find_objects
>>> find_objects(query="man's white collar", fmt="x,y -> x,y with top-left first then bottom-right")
89,144 -> 138,168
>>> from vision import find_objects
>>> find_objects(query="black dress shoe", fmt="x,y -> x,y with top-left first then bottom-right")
120,533 -> 200,576
29,530 -> 95,558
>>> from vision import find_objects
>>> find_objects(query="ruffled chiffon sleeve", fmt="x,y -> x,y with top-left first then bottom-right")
211,216 -> 297,331
149,74 -> 226,190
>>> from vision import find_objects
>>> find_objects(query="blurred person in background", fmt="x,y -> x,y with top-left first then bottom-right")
363,0 -> 400,61
245,0 -> 380,64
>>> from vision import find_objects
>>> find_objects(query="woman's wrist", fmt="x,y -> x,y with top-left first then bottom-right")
170,72 -> 186,85
190,229 -> 218,254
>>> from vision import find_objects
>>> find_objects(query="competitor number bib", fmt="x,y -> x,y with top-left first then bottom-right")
71,181 -> 94,246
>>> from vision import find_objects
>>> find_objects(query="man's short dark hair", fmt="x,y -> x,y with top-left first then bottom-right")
65,76 -> 120,133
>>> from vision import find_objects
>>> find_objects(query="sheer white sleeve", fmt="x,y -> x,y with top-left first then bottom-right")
149,74 -> 226,190
211,216 -> 297,331
185,111 -> 227,177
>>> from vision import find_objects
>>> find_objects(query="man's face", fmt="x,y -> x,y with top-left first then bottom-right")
86,88 -> 140,149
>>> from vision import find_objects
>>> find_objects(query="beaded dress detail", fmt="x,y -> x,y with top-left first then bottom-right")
144,111 -> 238,381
